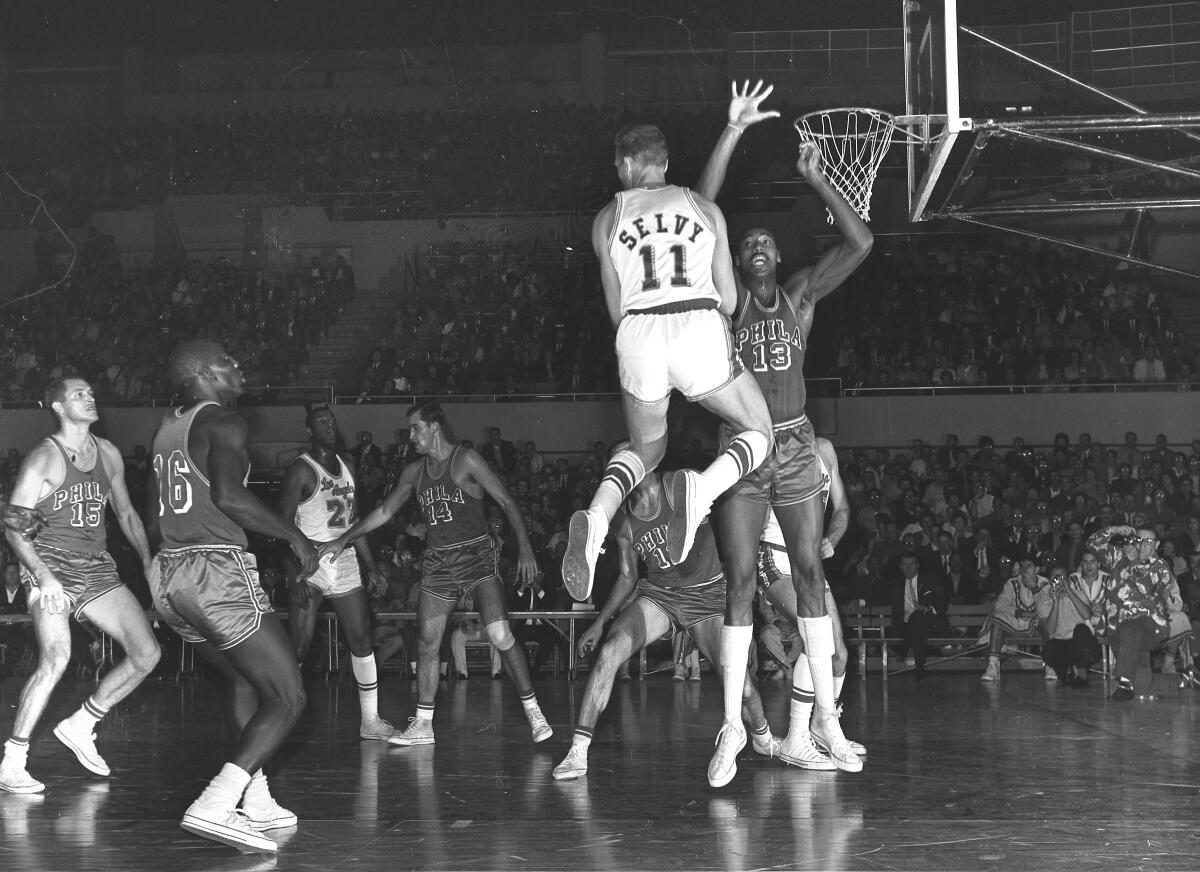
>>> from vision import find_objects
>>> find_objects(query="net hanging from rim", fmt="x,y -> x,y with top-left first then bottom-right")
793,107 -> 897,223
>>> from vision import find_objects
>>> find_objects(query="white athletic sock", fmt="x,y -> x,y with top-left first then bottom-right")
72,696 -> 108,729
834,672 -> 846,702
788,654 -> 815,738
699,431 -> 770,500
591,450 -> 647,524
242,770 -> 273,809
719,625 -> 753,725
571,730 -> 593,751
3,738 -> 29,767
193,762 -> 252,811
415,703 -> 435,722
799,616 -> 837,716
351,654 -> 380,723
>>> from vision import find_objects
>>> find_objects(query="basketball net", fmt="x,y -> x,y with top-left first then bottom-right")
794,108 -> 897,224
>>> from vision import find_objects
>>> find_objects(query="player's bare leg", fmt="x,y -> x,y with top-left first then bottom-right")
330,590 -> 394,741
669,372 -> 773,563
776,497 -> 861,773
563,395 -> 667,601
183,615 -> 306,852
765,580 -> 865,757
475,577 -> 551,743
285,585 -> 324,663
710,493 -> 771,782
554,599 -> 663,780
1,600 -> 72,794
54,587 -> 161,777
390,590 -> 453,746
690,615 -> 785,768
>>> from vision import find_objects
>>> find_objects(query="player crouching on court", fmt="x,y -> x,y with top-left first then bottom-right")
554,460 -> 781,787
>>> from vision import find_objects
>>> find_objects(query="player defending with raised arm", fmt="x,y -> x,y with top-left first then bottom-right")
696,81 -> 873,774
553,465 -> 780,787
278,404 -> 394,741
320,402 -> 551,747
758,437 -> 866,767
0,378 -> 160,794
147,340 -> 319,853
563,123 -> 774,600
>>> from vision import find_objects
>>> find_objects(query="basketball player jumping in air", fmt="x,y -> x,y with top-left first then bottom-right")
564,122 -> 774,782
148,340 -> 319,853
1,378 -> 160,795
278,404 -> 395,742
320,402 -> 552,748
554,463 -> 781,786
696,81 -> 873,776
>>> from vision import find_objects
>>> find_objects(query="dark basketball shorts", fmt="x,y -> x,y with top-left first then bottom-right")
421,534 -> 499,603
151,546 -> 271,650
722,416 -> 826,506
636,576 -> 725,633
21,544 -> 125,620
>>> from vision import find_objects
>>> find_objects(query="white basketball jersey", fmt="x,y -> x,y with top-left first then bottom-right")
294,453 -> 356,543
762,453 -> 831,548
607,185 -> 720,314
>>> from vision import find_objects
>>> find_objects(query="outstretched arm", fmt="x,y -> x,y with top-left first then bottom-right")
461,449 -> 538,587
206,410 -> 318,580
695,79 -> 780,201
816,438 -> 849,557
4,444 -> 67,614
578,525 -> 638,657
321,462 -> 419,559
782,142 -> 874,308
99,439 -> 153,575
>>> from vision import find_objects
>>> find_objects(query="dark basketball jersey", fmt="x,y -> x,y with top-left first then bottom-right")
151,402 -> 248,549
732,286 -> 807,425
416,445 -> 487,548
617,472 -> 723,588
35,436 -> 111,554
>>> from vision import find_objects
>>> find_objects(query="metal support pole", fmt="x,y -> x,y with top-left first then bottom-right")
949,215 -> 1200,281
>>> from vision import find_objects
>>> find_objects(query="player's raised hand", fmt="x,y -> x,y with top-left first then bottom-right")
796,140 -> 824,182
728,80 -> 780,131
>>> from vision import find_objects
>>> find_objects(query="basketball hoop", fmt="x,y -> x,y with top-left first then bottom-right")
794,107 -> 898,223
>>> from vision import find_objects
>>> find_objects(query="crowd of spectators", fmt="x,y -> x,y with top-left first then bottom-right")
819,235 -> 1195,390
0,250 -> 351,403
356,241 -> 617,398
352,233 -> 1192,398
1,104 -> 779,219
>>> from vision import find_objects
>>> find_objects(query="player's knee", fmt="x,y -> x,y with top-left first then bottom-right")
280,682 -> 307,723
128,637 -> 162,674
484,620 -> 515,651
343,629 -> 373,657
39,642 -> 71,676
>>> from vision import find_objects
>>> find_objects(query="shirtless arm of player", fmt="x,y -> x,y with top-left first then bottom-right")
4,442 -> 69,614
205,408 -> 319,579
577,523 -> 638,657
318,461 -> 420,560
98,437 -> 153,577
781,144 -> 873,311
458,448 -> 539,587
695,80 -> 780,203
591,203 -> 624,329
815,438 -> 850,558
277,457 -> 317,608
344,456 -> 386,597
694,194 -> 739,317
